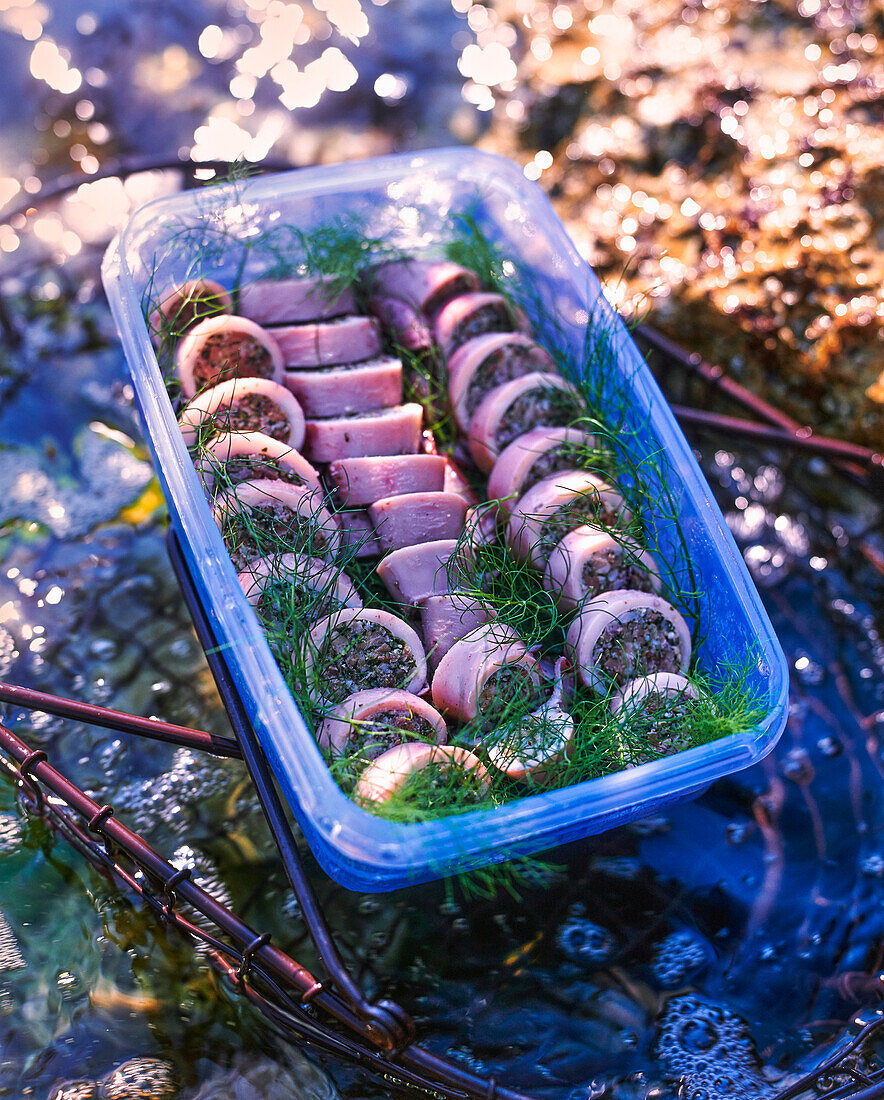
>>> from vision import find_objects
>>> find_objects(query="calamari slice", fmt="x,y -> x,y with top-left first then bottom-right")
543,525 -> 661,609
304,607 -> 427,703
610,672 -> 702,766
237,553 -> 361,623
370,259 -> 479,316
317,688 -> 447,756
487,427 -> 598,516
237,274 -> 356,325
303,403 -> 424,463
375,539 -> 462,604
178,377 -> 305,449
448,333 -> 554,432
506,470 -> 630,566
468,372 -> 584,473
353,743 -> 488,805
213,480 -> 340,570
327,454 -> 446,507
284,356 -> 402,418
337,509 -> 382,559
485,659 -> 574,782
565,590 -> 692,694
434,292 -> 530,357
268,315 -> 381,369
175,315 -> 283,398
431,622 -> 541,726
420,593 -> 496,673
369,294 -> 433,353
197,432 -> 320,494
149,278 -> 231,346
368,491 -> 468,554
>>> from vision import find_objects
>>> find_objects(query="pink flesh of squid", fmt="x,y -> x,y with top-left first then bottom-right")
283,356 -> 403,418
237,275 -> 356,325
327,454 -> 446,507
267,315 -> 382,369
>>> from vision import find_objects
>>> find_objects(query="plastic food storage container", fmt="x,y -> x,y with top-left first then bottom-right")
102,148 -> 789,892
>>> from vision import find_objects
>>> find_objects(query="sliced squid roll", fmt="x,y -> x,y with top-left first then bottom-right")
375,539 -> 462,604
149,278 -> 231,346
303,403 -> 424,463
431,623 -> 542,727
284,356 -> 402,418
354,743 -> 489,805
178,377 -> 305,449
434,292 -> 530,357
610,673 -> 702,766
370,259 -> 480,317
238,553 -> 362,623
420,593 -> 496,673
337,509 -> 383,559
237,274 -> 356,325
317,688 -> 447,756
213,481 -> 340,570
506,470 -> 630,567
197,432 -> 321,494
369,294 -> 433,353
176,315 -> 284,398
468,372 -> 584,473
487,427 -> 598,516
543,525 -> 661,609
565,590 -> 692,694
327,454 -> 446,507
268,315 -> 382,368
610,672 -> 700,718
304,607 -> 427,703
368,491 -> 468,554
448,333 -> 555,432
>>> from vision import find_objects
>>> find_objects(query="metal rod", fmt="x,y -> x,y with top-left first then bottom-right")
670,405 -> 883,470
0,720 -> 367,1032
167,529 -> 537,1100
166,530 -> 410,1046
0,681 -> 242,759
636,324 -> 875,482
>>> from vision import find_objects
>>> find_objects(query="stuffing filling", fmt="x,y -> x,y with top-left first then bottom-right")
206,394 -> 291,441
476,663 -> 539,726
162,286 -> 226,338
320,623 -> 417,702
464,345 -> 536,418
223,453 -> 306,487
226,499 -> 331,569
582,547 -> 657,599
495,387 -> 582,452
621,691 -> 697,764
521,443 -> 582,492
192,332 -> 275,390
537,493 -> 620,558
256,578 -> 342,623
593,610 -> 684,685
449,301 -> 514,351
352,709 -> 437,760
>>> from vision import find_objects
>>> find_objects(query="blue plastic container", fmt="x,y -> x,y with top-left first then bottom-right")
102,149 -> 788,892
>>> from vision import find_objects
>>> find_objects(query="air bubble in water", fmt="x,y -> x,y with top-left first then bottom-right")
557,917 -> 617,966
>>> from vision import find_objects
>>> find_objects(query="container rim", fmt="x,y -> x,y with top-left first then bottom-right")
102,147 -> 789,889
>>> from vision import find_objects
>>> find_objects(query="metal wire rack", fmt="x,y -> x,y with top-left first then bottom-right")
0,155 -> 882,1099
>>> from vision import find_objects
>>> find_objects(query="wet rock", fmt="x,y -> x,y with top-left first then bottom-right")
49,1082 -> 99,1100
98,1058 -> 178,1099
